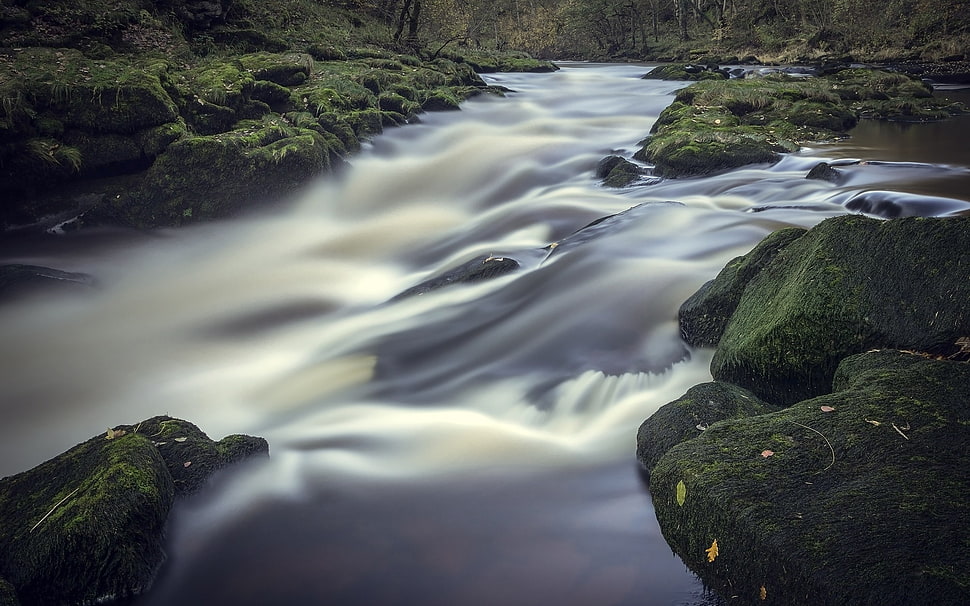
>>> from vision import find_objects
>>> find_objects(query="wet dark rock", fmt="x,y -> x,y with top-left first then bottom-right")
844,190 -> 970,218
636,381 -> 779,475
702,215 -> 970,406
805,161 -> 843,183
0,416 -> 267,606
596,155 -> 643,187
647,350 -> 970,606
392,255 -> 520,300
0,264 -> 96,300
678,227 -> 806,347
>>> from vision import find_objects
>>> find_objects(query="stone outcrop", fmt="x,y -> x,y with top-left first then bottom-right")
0,417 -> 267,606
639,215 -> 970,605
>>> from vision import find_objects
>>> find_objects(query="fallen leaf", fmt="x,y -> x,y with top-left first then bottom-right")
761,450 -> 774,458
106,428 -> 127,440
174,437 -> 188,443
820,406 -> 836,413
676,480 -> 687,506
705,539 -> 718,562
865,419 -> 882,426
760,585 -> 767,600
183,461 -> 192,467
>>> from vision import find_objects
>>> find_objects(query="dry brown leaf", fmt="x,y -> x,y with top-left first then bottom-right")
705,539 -> 719,562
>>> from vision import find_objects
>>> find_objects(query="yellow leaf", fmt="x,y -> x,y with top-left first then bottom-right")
676,480 -> 687,506
705,539 -> 719,562
760,585 -> 767,600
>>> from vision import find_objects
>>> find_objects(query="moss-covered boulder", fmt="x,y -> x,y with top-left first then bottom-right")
596,155 -> 644,187
636,381 -> 780,474
642,63 -> 728,81
648,350 -> 970,605
678,226 -> 807,347
109,121 -> 333,227
705,215 -> 970,406
635,70 -> 964,178
0,416 -> 267,605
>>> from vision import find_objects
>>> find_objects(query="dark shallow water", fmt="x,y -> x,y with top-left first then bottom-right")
1,65 -> 968,606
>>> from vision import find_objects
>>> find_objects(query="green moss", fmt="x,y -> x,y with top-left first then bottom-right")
649,351 -> 970,605
637,381 -> 781,473
710,215 -> 970,405
636,69 -> 961,178
456,50 -> 557,73
0,431 -> 173,605
117,119 -> 331,226
642,63 -> 727,81
238,52 -> 313,87
679,226 -> 807,347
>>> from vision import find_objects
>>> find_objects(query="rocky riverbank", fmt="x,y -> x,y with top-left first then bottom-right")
0,417 -> 267,606
637,215 -> 970,605
0,0 -> 554,232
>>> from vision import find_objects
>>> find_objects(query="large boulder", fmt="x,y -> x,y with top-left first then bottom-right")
700,215 -> 970,406
0,416 -> 267,605
648,350 -> 970,605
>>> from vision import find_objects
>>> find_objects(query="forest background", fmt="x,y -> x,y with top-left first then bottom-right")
368,0 -> 970,63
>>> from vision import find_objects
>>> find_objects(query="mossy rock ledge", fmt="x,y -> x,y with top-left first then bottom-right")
641,350 -> 970,605
0,416 -> 268,606
638,214 -> 970,605
634,68 -> 965,178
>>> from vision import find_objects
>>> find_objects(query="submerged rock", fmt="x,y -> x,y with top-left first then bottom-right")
0,264 -> 95,301
0,416 -> 267,605
392,255 -> 521,300
647,350 -> 970,605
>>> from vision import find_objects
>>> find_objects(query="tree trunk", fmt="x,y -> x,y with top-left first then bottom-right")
408,0 -> 422,40
394,0 -> 413,41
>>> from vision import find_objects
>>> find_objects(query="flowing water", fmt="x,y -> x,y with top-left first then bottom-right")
1,64 -> 969,605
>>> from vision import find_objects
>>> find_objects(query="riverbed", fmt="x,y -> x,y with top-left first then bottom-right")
1,63 -> 968,605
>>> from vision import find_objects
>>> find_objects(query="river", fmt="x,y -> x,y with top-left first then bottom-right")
1,63 -> 968,605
